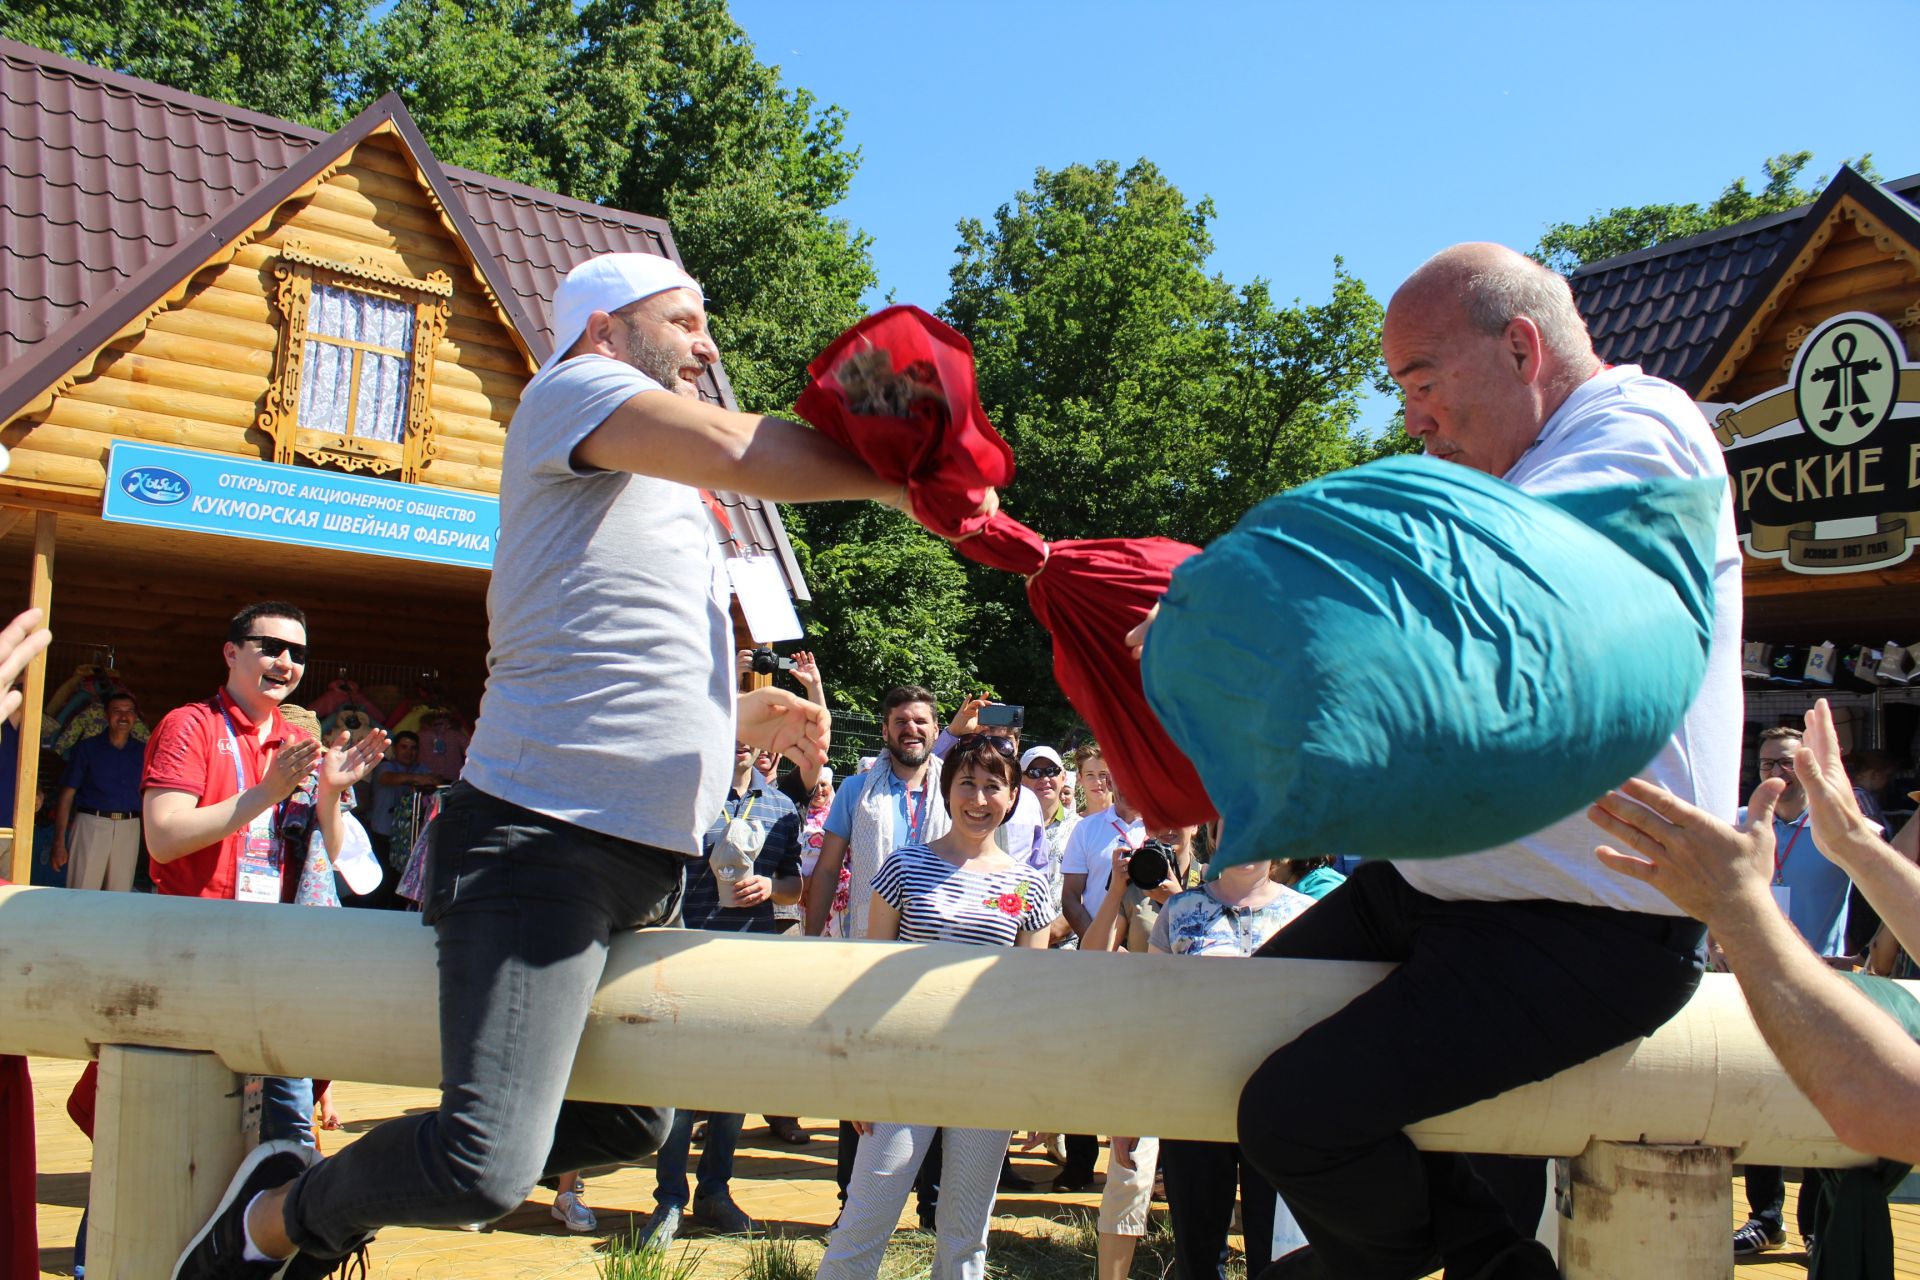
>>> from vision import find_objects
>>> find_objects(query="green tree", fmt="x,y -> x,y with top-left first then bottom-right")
357,0 -> 875,415
1536,151 -> 1882,274
940,159 -> 1389,735
3,0 -> 371,128
787,504 -> 985,717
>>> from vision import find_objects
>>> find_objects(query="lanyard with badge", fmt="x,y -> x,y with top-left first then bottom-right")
222,704 -> 285,903
1771,813 -> 1810,918
905,781 -> 929,843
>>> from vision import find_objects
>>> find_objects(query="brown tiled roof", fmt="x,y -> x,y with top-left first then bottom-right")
0,37 -> 807,597
1569,168 -> 1920,394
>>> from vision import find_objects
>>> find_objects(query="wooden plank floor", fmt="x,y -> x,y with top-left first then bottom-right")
26,1056 -> 1920,1277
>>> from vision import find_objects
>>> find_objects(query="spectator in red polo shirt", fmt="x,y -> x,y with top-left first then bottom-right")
141,600 -> 386,1147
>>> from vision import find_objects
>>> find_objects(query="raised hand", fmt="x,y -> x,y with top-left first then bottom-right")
948,695 -> 991,738
0,608 -> 51,722
1589,776 -> 1786,925
1797,698 -> 1886,869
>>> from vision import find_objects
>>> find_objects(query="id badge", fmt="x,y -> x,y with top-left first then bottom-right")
1771,884 -> 1792,918
234,810 -> 283,903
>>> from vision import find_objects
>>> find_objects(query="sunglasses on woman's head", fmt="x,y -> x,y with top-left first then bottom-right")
955,733 -> 1018,758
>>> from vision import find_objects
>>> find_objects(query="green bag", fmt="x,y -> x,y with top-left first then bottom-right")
1141,454 -> 1720,866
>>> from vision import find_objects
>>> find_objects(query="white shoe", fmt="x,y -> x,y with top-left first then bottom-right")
553,1190 -> 597,1233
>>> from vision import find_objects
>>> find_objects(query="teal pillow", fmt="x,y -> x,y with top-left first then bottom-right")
1141,454 -> 1720,867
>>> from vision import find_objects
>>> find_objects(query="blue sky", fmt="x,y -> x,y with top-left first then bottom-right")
728,0 -> 1916,434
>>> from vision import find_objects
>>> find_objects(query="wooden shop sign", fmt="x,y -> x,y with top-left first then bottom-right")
1716,311 -> 1920,574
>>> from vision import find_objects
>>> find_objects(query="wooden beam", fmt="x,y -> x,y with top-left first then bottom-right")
0,884 -> 1892,1170
90,1045 -> 244,1280
9,513 -> 54,884
0,509 -> 24,543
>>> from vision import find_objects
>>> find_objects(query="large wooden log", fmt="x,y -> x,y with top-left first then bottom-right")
0,885 -> 1887,1170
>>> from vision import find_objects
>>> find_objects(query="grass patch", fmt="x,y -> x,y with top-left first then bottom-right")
742,1231 -> 816,1280
598,1233 -> 706,1280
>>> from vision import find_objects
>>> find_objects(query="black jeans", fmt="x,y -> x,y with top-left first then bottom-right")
1062,1133 -> 1099,1186
1744,1164 -> 1825,1242
1238,862 -> 1705,1280
281,782 -> 685,1255
1161,1138 -> 1277,1280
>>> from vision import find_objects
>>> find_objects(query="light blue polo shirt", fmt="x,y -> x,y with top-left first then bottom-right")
1738,806 -> 1852,957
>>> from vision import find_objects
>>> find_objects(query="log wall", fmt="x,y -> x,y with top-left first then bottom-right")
0,133 -> 527,501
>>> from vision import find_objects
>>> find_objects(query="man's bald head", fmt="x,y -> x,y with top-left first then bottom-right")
1383,242 -> 1602,476
1394,243 -> 1597,370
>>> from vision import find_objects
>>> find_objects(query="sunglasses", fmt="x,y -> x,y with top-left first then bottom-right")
955,733 -> 1018,758
244,635 -> 309,664
1024,765 -> 1063,779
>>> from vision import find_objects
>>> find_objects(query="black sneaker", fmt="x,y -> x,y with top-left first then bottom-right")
1732,1219 -> 1786,1257
171,1139 -> 315,1279
280,1235 -> 374,1280
1743,1220 -> 1781,1258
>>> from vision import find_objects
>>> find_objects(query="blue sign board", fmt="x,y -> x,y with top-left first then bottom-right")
102,442 -> 499,570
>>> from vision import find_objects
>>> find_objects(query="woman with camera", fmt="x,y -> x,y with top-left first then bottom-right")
817,734 -> 1059,1280
1084,831 -> 1191,1280
1150,856 -> 1317,1280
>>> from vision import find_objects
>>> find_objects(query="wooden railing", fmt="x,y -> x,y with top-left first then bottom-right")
0,883 -> 1893,1278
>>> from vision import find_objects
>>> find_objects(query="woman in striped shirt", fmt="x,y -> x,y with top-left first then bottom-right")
818,734 -> 1058,1280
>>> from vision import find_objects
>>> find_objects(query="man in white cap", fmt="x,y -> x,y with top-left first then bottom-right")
175,253 -> 929,1279
1020,745 -> 1078,903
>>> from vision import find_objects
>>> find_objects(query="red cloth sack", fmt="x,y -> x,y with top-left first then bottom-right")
954,515 -> 1213,829
794,308 -> 1215,829
793,305 -> 1014,540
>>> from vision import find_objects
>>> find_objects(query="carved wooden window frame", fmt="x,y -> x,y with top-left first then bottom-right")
259,243 -> 453,483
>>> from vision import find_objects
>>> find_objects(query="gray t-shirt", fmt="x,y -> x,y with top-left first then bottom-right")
463,353 -> 735,856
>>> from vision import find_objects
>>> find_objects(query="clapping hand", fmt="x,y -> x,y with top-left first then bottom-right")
320,727 -> 391,795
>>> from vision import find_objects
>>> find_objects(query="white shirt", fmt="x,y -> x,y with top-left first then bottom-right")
1060,809 -> 1145,921
1393,365 -> 1743,913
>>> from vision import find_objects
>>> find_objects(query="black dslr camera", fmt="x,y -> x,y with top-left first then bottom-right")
1126,839 -> 1176,890
750,650 -> 795,675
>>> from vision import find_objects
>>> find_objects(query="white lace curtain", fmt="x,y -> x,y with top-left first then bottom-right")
299,285 -> 415,444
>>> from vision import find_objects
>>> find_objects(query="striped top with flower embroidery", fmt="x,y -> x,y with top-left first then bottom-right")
871,842 -> 1058,946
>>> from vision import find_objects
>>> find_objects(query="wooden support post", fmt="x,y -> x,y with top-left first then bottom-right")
1560,1140 -> 1732,1280
90,1045 -> 246,1280
9,511 -> 55,884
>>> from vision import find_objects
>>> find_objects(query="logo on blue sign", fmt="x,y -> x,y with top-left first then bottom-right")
121,466 -> 191,506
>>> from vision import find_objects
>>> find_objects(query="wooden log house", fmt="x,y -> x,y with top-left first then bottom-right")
0,40 -> 807,876
1569,166 -> 1920,801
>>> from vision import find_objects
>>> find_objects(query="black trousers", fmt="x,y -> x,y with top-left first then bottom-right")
1062,1133 -> 1099,1186
1239,862 -> 1705,1280
1161,1138 -> 1277,1280
1743,1164 -> 1815,1237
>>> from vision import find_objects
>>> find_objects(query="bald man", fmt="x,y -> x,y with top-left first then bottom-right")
1239,245 -> 1743,1280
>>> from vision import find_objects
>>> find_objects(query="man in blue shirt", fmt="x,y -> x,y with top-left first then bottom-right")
639,740 -> 801,1250
52,693 -> 145,892
1733,724 -> 1861,1258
